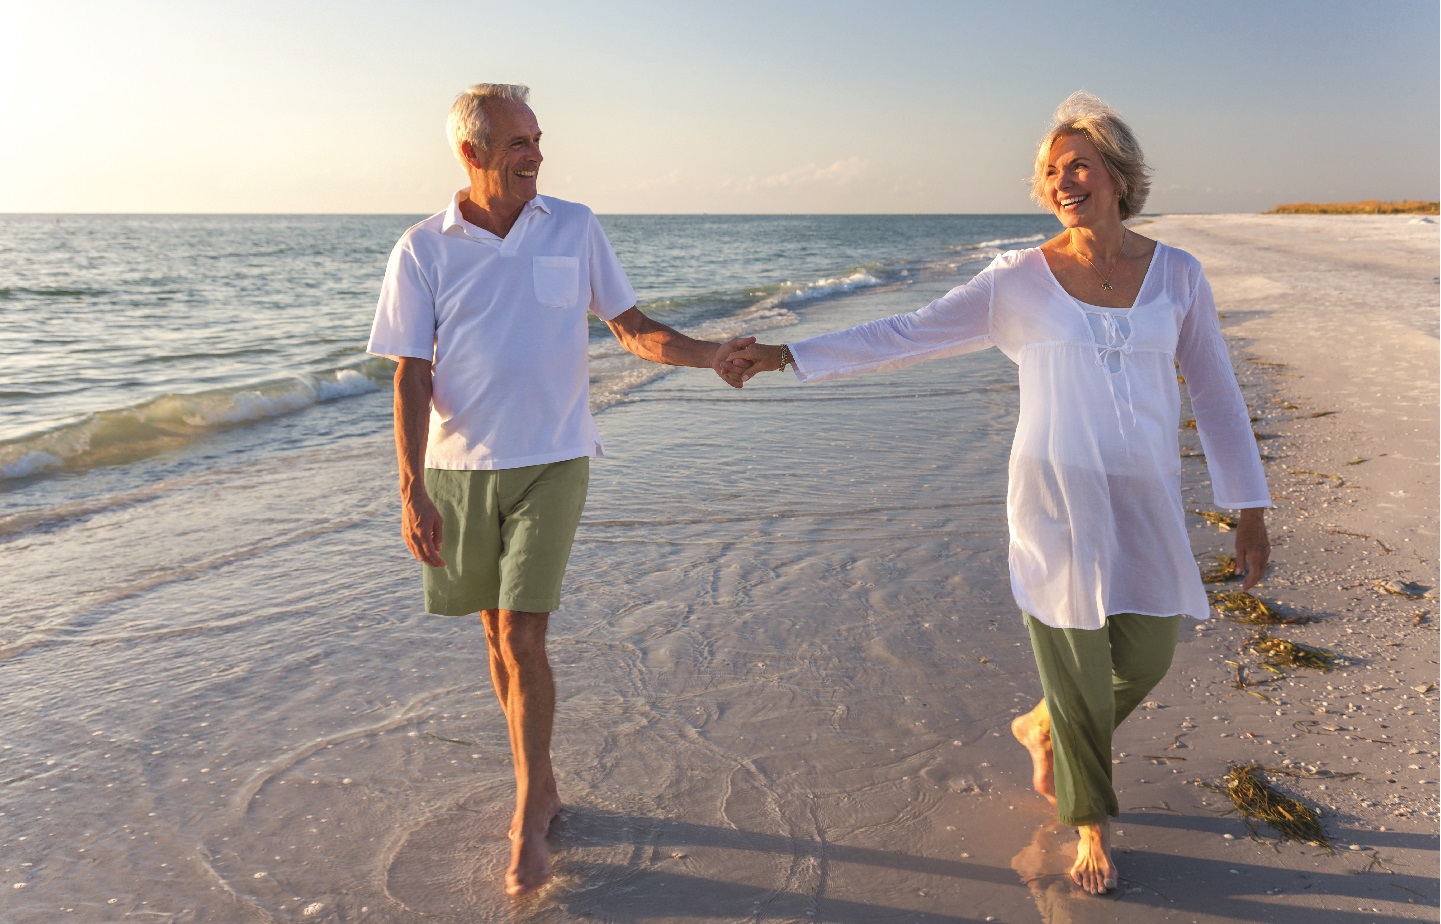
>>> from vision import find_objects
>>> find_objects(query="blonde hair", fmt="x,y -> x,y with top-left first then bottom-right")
446,83 -> 531,165
1031,91 -> 1151,220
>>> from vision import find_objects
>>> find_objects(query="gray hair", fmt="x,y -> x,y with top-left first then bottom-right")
1031,91 -> 1151,221
446,83 -> 531,165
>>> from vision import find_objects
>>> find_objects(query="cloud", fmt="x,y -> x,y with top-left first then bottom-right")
721,156 -> 871,194
628,167 -> 684,191
765,156 -> 870,188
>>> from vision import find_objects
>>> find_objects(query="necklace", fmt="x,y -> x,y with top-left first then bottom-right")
1072,236 -> 1125,290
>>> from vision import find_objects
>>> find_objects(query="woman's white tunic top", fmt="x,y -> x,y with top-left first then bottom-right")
789,245 -> 1271,630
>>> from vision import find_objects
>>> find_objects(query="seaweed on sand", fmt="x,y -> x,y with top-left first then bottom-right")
1200,554 -> 1239,584
1208,591 -> 1312,625
1246,631 -> 1336,671
1221,763 -> 1329,844
1191,509 -> 1237,531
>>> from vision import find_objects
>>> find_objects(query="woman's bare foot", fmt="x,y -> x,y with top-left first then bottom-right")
505,814 -> 553,897
1011,700 -> 1056,804
1070,822 -> 1117,895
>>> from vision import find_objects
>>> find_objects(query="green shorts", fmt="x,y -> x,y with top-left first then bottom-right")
422,457 -> 589,616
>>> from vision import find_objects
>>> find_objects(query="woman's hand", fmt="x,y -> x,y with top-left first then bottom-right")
728,343 -> 787,382
1234,507 -> 1270,590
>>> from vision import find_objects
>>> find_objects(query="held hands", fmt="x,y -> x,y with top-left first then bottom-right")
710,340 -> 786,387
1233,507 -> 1271,591
711,336 -> 756,388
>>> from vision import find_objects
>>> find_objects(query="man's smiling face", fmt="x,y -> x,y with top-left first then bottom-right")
465,99 -> 543,210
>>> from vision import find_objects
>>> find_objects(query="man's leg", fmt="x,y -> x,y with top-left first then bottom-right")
481,608 -> 560,897
486,457 -> 587,897
481,609 -> 562,820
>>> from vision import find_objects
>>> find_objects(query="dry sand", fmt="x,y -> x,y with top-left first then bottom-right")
1096,212 -> 1440,921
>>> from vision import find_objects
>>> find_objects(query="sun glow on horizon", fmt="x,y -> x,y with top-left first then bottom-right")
2,0 -> 1436,215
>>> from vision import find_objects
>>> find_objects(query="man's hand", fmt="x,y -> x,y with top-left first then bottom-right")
402,490 -> 446,567
1234,507 -> 1270,591
712,336 -> 757,388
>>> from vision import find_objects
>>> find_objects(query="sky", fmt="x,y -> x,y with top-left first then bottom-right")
1,0 -> 1437,215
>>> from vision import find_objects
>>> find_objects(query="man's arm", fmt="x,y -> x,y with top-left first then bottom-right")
394,357 -> 445,567
605,307 -> 754,388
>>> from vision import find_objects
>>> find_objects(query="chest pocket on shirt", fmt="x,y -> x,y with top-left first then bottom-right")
533,256 -> 580,308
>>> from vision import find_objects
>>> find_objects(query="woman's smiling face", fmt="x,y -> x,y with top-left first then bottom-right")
1043,132 -> 1120,228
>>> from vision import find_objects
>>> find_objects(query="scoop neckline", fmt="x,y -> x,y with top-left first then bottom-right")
1035,241 -> 1164,313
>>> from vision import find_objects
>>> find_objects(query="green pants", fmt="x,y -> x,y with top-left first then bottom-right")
1025,612 -> 1181,826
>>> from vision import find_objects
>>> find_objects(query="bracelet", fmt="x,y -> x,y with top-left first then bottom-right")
778,344 -> 794,372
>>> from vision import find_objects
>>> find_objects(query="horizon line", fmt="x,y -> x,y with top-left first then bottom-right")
0,210 -> 1250,218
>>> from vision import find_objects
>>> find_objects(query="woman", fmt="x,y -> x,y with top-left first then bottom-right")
728,92 -> 1271,894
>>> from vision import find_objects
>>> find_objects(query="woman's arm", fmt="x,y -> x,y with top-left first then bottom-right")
733,262 -> 1000,383
1176,265 -> 1272,588
1176,271 -> 1271,508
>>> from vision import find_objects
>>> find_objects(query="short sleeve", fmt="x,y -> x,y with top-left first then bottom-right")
367,238 -> 437,362
790,259 -> 998,382
1176,266 -> 1271,509
585,212 -> 637,322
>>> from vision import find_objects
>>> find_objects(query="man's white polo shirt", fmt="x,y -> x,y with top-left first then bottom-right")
368,191 -> 636,470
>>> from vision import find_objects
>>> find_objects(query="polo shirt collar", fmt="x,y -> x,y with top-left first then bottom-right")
443,189 -> 551,242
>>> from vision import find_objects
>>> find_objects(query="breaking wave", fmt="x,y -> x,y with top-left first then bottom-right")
0,361 -> 390,480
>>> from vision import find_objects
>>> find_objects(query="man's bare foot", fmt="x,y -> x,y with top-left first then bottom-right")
505,818 -> 552,897
506,779 -> 562,898
1011,701 -> 1056,805
1069,822 -> 1117,895
541,772 -> 562,833
541,793 -> 563,834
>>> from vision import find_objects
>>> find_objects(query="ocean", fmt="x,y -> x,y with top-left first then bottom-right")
0,213 -> 1055,490
0,212 -> 1062,921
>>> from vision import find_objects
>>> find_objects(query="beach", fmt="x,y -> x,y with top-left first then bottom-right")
0,213 -> 1436,922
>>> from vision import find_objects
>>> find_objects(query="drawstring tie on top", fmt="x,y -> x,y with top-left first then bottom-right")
1085,310 -> 1138,434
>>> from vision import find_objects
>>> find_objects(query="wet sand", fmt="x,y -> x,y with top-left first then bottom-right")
487,213 -> 1438,921
1,214 -> 1435,922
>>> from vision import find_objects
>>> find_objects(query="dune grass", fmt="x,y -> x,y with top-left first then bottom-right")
1266,200 -> 1438,215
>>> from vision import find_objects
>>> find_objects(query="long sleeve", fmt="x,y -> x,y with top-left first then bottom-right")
789,261 -> 997,382
1176,270 -> 1271,509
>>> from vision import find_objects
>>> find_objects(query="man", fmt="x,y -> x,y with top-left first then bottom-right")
367,83 -> 752,897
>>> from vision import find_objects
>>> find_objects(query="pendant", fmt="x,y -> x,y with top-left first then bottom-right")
1102,282 -> 1113,290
